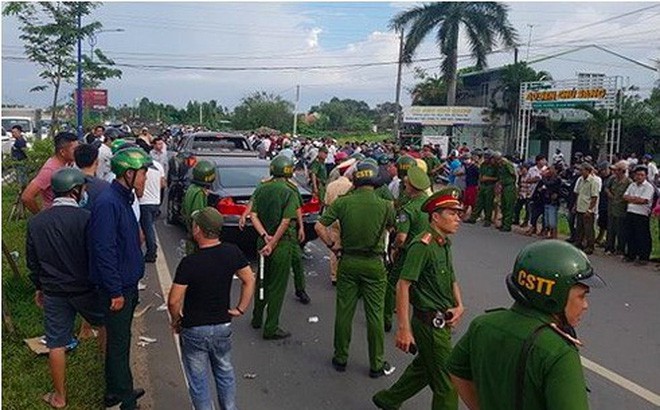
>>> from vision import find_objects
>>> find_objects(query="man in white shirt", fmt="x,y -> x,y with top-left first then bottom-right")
325,141 -> 337,174
641,154 -> 658,184
139,160 -> 165,263
573,163 -> 599,254
96,133 -> 116,182
622,165 -> 655,265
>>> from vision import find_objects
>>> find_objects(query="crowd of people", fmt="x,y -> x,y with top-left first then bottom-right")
13,122 -> 653,409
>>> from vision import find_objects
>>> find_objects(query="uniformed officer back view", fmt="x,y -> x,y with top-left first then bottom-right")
315,159 -> 396,378
447,240 -> 605,410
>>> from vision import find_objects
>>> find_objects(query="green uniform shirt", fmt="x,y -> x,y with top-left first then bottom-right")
480,164 -> 498,186
395,193 -> 429,250
424,155 -> 441,176
499,160 -> 517,186
375,184 -> 395,202
252,178 -> 298,241
396,180 -> 411,211
607,176 -> 632,217
399,230 -> 456,312
182,184 -> 208,231
319,187 -> 395,254
447,303 -> 589,410
309,159 -> 328,199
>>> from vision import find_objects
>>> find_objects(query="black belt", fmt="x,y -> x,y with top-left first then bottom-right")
341,249 -> 384,258
413,308 -> 452,329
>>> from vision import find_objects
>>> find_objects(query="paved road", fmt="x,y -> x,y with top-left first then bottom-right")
139,215 -> 660,409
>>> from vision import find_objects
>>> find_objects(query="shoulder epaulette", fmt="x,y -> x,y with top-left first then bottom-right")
285,179 -> 299,190
420,232 -> 433,245
549,323 -> 583,347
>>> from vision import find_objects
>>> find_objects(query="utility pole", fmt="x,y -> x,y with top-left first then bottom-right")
292,84 -> 300,137
393,28 -> 404,141
526,24 -> 535,61
76,9 -> 83,141
199,103 -> 202,125
514,47 -> 519,64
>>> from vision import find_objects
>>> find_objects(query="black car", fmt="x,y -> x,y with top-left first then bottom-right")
168,131 -> 254,184
167,156 -> 321,255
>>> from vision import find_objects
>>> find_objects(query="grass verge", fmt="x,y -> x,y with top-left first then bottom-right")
2,185 -> 104,409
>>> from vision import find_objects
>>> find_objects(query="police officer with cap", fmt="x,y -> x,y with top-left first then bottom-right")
250,155 -> 300,339
373,186 -> 466,410
182,160 -> 216,253
447,240 -> 605,410
466,150 -> 499,226
315,159 -> 396,378
384,166 -> 431,332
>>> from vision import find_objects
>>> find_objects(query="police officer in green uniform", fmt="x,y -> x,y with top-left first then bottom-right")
309,146 -> 329,204
315,160 -> 396,378
250,155 -> 299,340
447,240 -> 605,410
493,151 -> 517,232
384,167 -> 430,332
395,155 -> 417,210
373,186 -> 466,410
285,178 -> 311,305
181,160 -> 216,253
466,151 -> 498,226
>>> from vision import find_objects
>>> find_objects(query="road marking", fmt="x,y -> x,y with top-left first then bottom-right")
154,231 -> 189,390
581,356 -> 660,406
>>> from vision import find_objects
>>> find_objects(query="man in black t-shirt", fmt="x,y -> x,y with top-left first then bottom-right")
168,207 -> 255,410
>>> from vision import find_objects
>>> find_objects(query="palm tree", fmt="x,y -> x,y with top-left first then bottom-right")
391,2 -> 518,106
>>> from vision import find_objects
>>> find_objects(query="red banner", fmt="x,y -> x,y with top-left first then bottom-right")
76,89 -> 108,111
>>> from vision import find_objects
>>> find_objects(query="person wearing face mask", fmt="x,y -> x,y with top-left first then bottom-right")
21,131 -> 79,214
26,168 -> 105,409
88,147 -> 154,410
447,240 -> 605,410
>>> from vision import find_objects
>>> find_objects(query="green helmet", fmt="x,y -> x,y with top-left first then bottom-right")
110,147 -> 153,177
353,159 -> 379,187
192,160 -> 217,186
350,152 -> 366,161
270,155 -> 294,178
506,240 -> 605,314
51,168 -> 86,194
110,138 -> 128,154
396,155 -> 417,179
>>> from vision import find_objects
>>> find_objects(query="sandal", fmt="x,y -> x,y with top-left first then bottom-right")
43,392 -> 66,409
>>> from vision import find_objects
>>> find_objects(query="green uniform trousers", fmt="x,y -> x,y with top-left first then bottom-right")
384,254 -> 405,329
334,255 -> 387,372
104,289 -> 139,410
500,184 -> 517,230
470,184 -> 495,225
373,317 -> 458,410
252,240 -> 294,337
292,242 -> 305,292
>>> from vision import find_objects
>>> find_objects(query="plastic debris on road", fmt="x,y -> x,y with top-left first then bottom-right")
306,271 -> 318,277
139,336 -> 157,343
156,303 -> 168,311
323,256 -> 330,260
138,281 -> 147,291
243,373 -> 257,379
308,316 -> 319,323
133,304 -> 152,318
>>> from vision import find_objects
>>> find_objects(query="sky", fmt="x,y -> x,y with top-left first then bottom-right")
2,1 -> 659,112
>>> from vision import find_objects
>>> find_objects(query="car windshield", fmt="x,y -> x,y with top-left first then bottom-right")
217,166 -> 269,188
2,119 -> 32,132
191,135 -> 250,152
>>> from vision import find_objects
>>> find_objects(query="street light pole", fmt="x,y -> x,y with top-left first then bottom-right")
76,10 -> 83,141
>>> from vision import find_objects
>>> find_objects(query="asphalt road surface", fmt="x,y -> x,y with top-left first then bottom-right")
138,214 -> 660,410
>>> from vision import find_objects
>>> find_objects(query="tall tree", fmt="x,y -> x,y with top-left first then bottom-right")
3,2 -> 121,132
390,2 -> 518,106
232,92 -> 294,132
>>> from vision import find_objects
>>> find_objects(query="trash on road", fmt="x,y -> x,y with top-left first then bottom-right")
137,342 -> 150,348
306,271 -> 318,277
139,336 -> 157,344
138,281 -> 147,291
243,373 -> 257,379
156,303 -> 168,311
323,255 -> 330,260
308,316 -> 319,323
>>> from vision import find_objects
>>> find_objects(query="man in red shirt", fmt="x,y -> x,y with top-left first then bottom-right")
21,132 -> 79,214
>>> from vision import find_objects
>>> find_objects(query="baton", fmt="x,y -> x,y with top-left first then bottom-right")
259,253 -> 265,301
384,231 -> 391,266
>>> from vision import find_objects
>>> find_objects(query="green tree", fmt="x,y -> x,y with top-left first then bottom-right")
391,2 -> 517,106
231,92 -> 294,132
3,2 -> 122,134
573,104 -> 621,160
408,68 -> 449,106
309,97 -> 374,131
